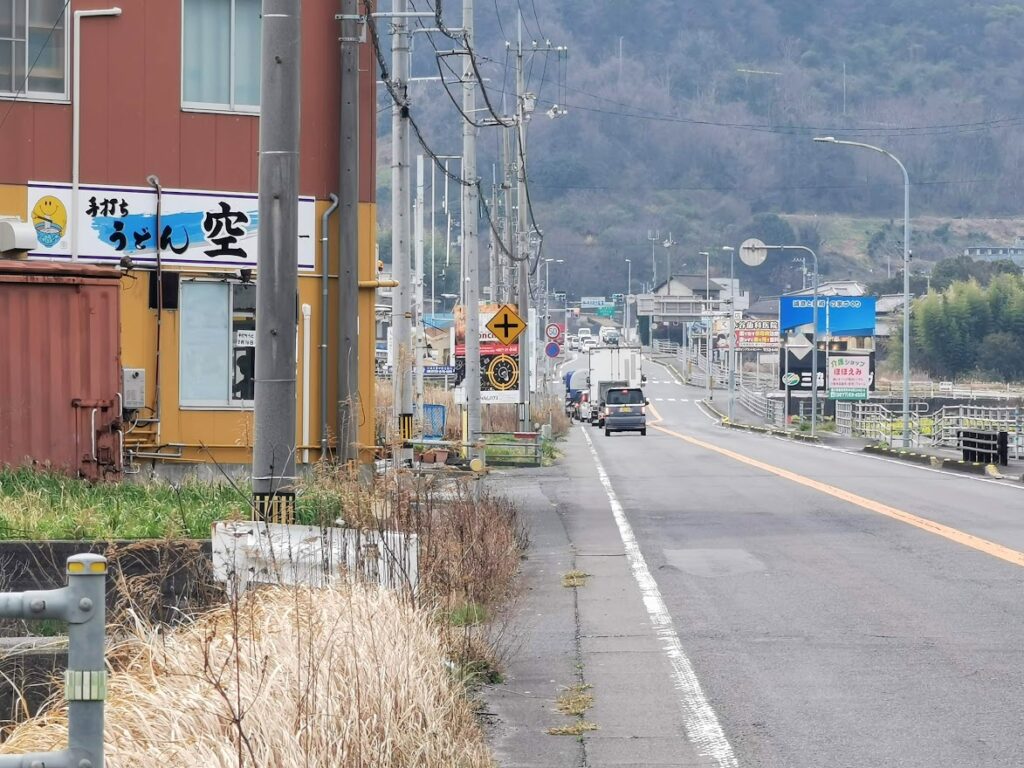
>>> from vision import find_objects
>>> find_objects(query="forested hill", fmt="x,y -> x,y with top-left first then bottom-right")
380,0 -> 1024,297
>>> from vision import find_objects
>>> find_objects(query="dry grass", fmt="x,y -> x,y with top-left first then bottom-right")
0,583 -> 495,767
561,570 -> 590,588
555,684 -> 594,717
546,721 -> 598,737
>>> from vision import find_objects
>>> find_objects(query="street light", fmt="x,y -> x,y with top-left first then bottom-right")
722,246 -> 736,423
624,258 -> 632,341
699,251 -> 711,399
742,243 -> 820,437
662,233 -> 678,293
814,135 -> 911,446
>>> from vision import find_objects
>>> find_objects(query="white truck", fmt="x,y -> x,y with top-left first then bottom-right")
581,345 -> 644,425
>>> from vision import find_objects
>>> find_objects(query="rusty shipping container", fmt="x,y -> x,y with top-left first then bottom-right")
0,260 -> 122,480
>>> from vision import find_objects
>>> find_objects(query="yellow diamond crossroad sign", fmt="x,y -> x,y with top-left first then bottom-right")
486,304 -> 526,346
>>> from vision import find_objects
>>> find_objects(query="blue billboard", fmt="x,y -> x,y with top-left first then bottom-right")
779,296 -> 876,336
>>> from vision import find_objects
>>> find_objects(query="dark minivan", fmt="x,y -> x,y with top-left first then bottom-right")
603,387 -> 647,436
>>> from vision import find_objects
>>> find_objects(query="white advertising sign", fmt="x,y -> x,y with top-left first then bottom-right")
827,354 -> 871,400
28,181 -> 316,271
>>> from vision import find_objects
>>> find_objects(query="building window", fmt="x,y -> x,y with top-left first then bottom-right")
181,0 -> 260,112
180,280 -> 256,408
0,0 -> 68,100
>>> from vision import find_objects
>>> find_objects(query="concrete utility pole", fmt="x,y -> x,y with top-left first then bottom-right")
253,0 -> 301,520
463,0 -> 483,459
515,17 -> 531,431
391,0 -> 414,451
337,0 -> 360,464
414,154 -> 426,429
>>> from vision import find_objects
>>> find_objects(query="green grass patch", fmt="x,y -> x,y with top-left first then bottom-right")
0,467 -> 251,540
450,601 -> 489,627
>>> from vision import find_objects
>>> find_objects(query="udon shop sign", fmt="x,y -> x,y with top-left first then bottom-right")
27,182 -> 316,271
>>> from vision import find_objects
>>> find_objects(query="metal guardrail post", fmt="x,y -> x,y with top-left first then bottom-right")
0,553 -> 107,768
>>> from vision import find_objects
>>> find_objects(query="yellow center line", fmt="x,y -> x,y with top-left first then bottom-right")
645,403 -> 1024,568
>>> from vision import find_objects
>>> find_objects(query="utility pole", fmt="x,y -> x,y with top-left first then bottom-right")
515,15 -> 531,431
647,229 -> 660,287
463,0 -> 482,460
489,165 -> 499,303
337,0 -> 360,465
391,0 -> 414,453
414,154 -> 426,429
253,0 -> 301,521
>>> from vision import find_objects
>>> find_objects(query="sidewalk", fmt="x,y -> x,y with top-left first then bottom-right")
484,438 -> 714,768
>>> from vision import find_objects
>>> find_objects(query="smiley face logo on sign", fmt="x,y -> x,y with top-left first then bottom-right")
31,195 -> 68,248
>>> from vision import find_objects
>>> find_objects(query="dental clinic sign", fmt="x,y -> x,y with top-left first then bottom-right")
27,182 -> 316,271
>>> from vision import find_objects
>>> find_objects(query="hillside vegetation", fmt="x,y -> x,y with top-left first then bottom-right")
378,0 -> 1024,298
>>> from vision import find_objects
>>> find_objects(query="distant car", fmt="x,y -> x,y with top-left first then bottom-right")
603,387 -> 647,437
567,334 -> 579,350
582,337 -> 598,353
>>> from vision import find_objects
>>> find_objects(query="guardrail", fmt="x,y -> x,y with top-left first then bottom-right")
481,431 -> 543,467
0,554 -> 107,768
652,339 -> 681,356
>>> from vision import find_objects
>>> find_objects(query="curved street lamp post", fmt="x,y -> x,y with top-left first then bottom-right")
814,136 -> 911,446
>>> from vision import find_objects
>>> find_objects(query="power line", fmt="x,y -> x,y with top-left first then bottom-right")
0,0 -> 71,134
530,176 -> 1000,194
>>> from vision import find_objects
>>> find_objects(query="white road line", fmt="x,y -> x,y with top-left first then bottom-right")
668,398 -> 677,402
581,427 -> 739,767
655,398 -> 665,402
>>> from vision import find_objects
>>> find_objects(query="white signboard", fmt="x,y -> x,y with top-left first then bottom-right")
235,329 -> 256,347
27,181 -> 316,271
212,521 -> 418,596
827,354 -> 871,400
580,296 -> 606,309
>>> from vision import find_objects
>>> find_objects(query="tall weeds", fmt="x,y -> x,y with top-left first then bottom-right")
0,584 -> 495,767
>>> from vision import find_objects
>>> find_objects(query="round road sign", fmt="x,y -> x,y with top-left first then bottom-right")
740,237 -> 768,267
545,322 -> 560,340
486,354 -> 519,390
545,341 -> 560,358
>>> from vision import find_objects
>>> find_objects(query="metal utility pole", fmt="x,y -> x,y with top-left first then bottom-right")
391,0 -> 414,451
813,136 -> 911,446
253,0 -> 301,520
647,229 -> 660,286
337,0 -> 360,464
723,246 -> 736,422
463,0 -> 482,459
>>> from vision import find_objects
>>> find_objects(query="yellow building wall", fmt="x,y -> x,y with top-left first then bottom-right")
1,184 -> 378,469
0,184 -> 27,218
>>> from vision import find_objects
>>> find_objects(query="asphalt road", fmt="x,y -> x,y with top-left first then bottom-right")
491,354 -> 1024,767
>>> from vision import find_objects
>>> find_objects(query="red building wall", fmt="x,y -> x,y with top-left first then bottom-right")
0,0 -> 376,203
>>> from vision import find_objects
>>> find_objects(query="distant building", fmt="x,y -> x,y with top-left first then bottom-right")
874,294 -> 906,339
785,280 -> 868,297
963,239 -> 1024,265
710,277 -> 750,312
652,274 -> 723,302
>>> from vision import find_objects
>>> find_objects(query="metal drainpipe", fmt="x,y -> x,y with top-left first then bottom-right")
145,174 -> 163,449
320,194 -> 339,457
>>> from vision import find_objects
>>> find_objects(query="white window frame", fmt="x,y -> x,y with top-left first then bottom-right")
179,278 -> 256,410
179,0 -> 260,115
0,0 -> 70,103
